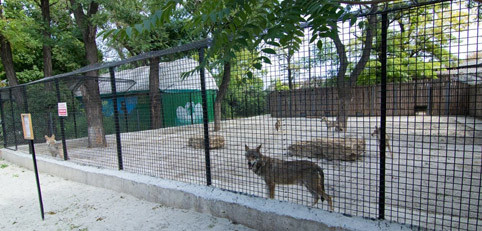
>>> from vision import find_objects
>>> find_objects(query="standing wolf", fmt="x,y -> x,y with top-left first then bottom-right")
371,126 -> 392,157
44,135 -> 64,159
321,116 -> 343,132
245,145 -> 333,211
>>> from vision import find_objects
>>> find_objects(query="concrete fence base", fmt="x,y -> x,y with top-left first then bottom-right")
1,148 -> 410,231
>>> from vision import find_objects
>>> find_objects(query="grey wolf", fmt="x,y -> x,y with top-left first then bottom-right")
245,144 -> 333,211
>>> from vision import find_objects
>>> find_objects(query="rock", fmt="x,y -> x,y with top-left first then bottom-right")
188,135 -> 225,149
288,138 -> 365,161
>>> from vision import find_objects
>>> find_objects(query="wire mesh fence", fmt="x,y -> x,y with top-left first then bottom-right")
0,0 -> 480,230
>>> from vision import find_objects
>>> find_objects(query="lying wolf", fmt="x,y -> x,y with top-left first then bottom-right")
245,145 -> 333,211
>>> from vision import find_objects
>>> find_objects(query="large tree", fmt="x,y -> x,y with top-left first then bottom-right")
0,0 -> 25,105
0,1 -> 19,87
38,0 -> 52,78
1,0 -> 87,82
69,0 -> 106,148
330,4 -> 378,130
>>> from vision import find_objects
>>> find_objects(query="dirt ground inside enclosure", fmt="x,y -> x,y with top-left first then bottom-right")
18,115 -> 482,230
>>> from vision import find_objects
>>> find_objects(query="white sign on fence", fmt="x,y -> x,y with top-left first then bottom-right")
58,102 -> 68,117
21,113 -> 34,140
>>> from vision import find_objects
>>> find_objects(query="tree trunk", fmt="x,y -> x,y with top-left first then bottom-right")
40,0 -> 53,137
332,30 -> 349,130
287,48 -> 293,90
82,32 -> 106,148
0,37 -> 19,87
149,56 -> 163,129
70,0 -> 106,148
41,0 -> 52,78
0,5 -> 24,106
332,5 -> 378,130
214,62 -> 231,131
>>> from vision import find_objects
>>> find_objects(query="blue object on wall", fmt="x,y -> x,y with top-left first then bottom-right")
102,96 -> 138,117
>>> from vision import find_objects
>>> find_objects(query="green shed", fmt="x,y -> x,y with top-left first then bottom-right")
98,58 -> 218,129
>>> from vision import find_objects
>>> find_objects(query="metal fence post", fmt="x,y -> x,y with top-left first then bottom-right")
189,92 -> 194,124
22,86 -> 33,154
198,48 -> 212,186
9,88 -> 18,150
55,79 -> 69,160
71,92 -> 78,138
379,12 -> 388,220
445,82 -> 451,115
0,93 -> 7,147
121,99 -> 129,132
110,67 -> 123,170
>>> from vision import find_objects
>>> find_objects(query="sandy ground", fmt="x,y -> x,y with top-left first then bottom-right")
0,159 -> 254,231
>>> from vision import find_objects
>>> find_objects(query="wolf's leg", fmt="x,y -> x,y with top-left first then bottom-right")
308,187 -> 320,205
386,136 -> 392,157
320,190 -> 333,211
315,180 -> 334,211
303,178 -> 320,205
266,182 -> 275,199
51,148 -> 57,157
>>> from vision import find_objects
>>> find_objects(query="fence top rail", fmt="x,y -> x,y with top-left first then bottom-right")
0,76 -> 136,96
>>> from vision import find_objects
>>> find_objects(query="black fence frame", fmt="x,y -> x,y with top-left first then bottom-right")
0,1 -> 480,230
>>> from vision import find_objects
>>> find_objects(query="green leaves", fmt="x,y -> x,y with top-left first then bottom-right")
252,63 -> 262,70
261,48 -> 276,55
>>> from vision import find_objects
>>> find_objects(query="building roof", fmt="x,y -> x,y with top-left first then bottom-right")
99,58 -> 218,94
439,59 -> 482,85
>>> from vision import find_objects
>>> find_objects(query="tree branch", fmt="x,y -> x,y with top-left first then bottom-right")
69,0 -> 86,29
331,30 -> 348,87
349,4 -> 378,85
87,1 -> 99,17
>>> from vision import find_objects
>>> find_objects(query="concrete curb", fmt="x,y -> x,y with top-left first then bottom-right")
1,148 -> 411,231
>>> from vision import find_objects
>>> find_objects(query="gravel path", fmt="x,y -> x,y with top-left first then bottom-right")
0,159 -> 254,231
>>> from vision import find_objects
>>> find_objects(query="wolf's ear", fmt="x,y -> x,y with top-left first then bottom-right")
256,144 -> 262,151
52,134 -> 55,139
245,145 -> 249,151
44,135 -> 48,140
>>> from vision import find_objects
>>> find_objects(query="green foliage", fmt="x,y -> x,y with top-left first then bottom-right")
272,79 -> 289,91
352,2 -> 471,86
100,0 -> 198,61
203,49 -> 267,118
25,82 -> 76,113
223,78 -> 267,118
356,58 -> 443,85
0,0 -> 87,83
16,66 -> 43,84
